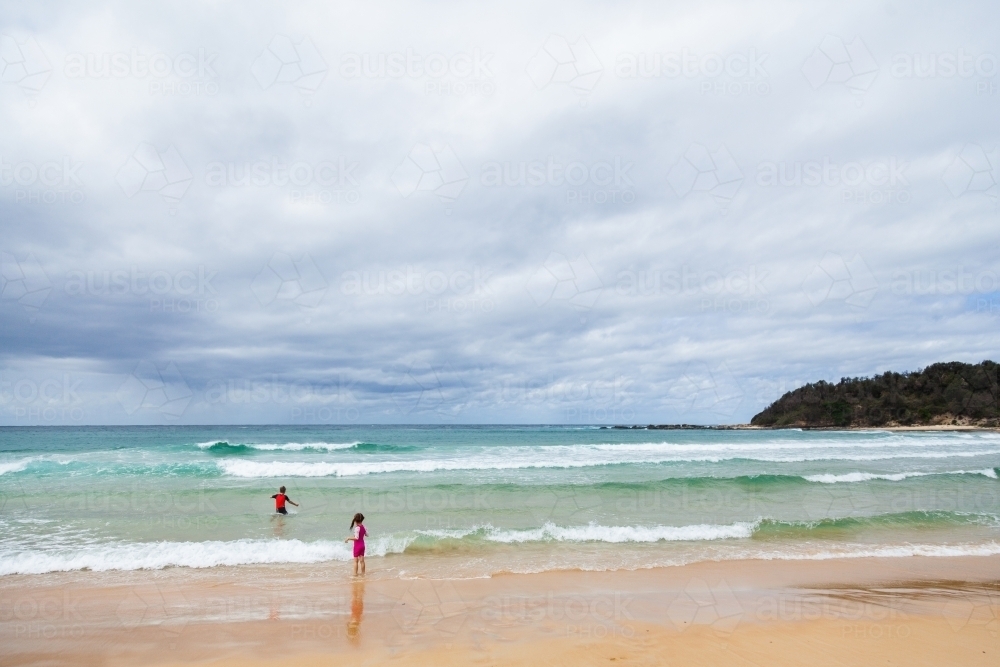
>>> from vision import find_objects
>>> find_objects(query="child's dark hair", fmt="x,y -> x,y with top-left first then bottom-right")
279,486 -> 286,493
350,512 -> 364,528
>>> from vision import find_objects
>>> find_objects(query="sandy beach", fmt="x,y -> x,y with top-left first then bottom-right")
4,0 -> 997,663
3,554 -> 998,666
4,427 -> 998,665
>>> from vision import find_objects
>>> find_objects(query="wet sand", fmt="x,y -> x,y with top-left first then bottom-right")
2,554 -> 998,666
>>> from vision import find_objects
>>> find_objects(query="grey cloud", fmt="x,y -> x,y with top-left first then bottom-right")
1,0 -> 997,425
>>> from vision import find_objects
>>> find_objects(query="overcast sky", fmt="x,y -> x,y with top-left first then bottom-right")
1,0 -> 997,425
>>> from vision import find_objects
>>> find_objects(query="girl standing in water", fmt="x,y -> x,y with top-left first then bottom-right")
345,513 -> 366,576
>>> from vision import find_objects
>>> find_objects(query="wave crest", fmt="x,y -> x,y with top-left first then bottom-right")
804,468 -> 998,483
0,459 -> 31,476
197,441 -> 362,453
413,521 -> 756,546
4,512 -> 998,575
0,535 -> 413,576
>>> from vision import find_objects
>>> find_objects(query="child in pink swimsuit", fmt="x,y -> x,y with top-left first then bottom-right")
345,513 -> 367,576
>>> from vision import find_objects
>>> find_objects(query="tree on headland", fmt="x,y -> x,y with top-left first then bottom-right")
750,361 -> 999,428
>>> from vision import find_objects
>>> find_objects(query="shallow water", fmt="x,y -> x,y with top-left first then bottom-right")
1,425 -> 998,578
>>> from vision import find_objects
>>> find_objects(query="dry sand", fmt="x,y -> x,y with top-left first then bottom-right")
2,555 -> 998,666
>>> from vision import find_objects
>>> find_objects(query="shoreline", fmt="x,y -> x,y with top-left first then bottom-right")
609,424 -> 1000,431
3,554 -> 998,666
3,423 -> 998,430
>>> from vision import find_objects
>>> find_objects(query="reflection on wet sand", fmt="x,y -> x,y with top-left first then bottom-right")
348,579 -> 365,644
270,514 -> 286,539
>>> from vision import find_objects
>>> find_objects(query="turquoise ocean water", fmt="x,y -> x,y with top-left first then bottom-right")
1,426 -> 998,579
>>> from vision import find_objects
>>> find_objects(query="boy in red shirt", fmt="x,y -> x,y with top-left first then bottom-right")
270,486 -> 299,515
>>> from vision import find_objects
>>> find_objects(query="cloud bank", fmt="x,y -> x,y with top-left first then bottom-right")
1,0 -> 997,424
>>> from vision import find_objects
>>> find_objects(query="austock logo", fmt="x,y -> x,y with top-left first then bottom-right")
0,373 -> 84,423
116,361 -> 193,418
251,253 -> 328,308
0,34 -> 52,94
615,48 -> 770,97
391,580 -> 468,637
802,35 -> 878,105
480,157 -> 635,204
116,143 -> 193,203
1,585 -> 88,641
64,47 -> 219,96
667,144 -> 743,211
388,362 -> 465,417
115,581 -> 192,645
942,144 -> 998,201
392,143 -> 468,202
205,157 -> 360,202
668,362 -> 744,419
339,47 -> 495,97
527,34 -> 602,100
251,35 -> 327,94
667,579 -> 744,635
0,252 -> 52,321
526,253 -> 603,322
1,156 -> 86,205
802,252 -> 878,309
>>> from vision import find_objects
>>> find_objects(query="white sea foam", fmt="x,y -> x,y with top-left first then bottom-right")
0,535 -> 414,575
248,442 -> 361,451
420,521 -> 757,544
217,458 -> 604,478
748,541 -> 1000,561
0,521 -> 756,574
804,468 -> 998,483
196,441 -> 361,451
0,459 -> 31,475
216,445 -> 1000,477
498,541 -> 1000,575
6,530 -> 999,576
